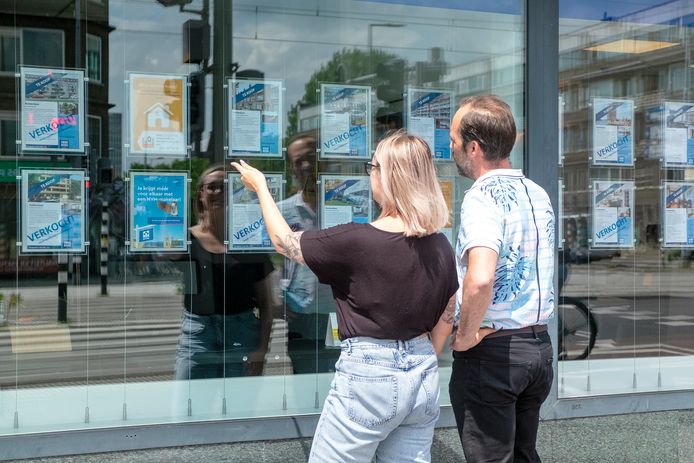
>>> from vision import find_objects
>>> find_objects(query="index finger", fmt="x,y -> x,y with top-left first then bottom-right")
230,161 -> 243,172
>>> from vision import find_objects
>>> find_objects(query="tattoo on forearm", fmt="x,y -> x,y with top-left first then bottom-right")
441,296 -> 456,324
276,231 -> 305,265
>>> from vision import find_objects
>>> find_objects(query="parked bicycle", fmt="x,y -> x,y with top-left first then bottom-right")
557,295 -> 598,360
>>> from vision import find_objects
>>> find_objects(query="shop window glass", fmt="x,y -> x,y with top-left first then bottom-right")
0,0 -> 525,435
559,0 -> 694,398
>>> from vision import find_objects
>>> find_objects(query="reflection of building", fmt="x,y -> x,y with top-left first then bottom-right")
109,112 -> 123,178
0,1 -> 112,275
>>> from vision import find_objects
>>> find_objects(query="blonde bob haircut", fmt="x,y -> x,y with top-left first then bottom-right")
373,130 -> 450,237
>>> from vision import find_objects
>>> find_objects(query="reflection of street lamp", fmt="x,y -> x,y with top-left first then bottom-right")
368,23 -> 404,71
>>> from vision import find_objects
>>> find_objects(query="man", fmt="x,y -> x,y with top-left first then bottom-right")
447,94 -> 555,462
278,132 -> 340,374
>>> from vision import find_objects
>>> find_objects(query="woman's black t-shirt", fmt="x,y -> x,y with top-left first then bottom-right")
300,223 -> 458,340
183,235 -> 273,316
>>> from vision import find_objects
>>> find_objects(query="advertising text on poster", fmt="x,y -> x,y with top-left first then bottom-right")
129,172 -> 188,252
229,79 -> 282,157
20,67 -> 85,154
21,169 -> 86,254
228,173 -> 283,251
128,73 -> 187,156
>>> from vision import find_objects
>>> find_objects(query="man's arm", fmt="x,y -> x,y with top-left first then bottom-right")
431,294 -> 456,354
451,246 -> 498,352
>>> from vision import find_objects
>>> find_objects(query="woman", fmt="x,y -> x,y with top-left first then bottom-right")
232,130 -> 457,462
174,165 -> 274,380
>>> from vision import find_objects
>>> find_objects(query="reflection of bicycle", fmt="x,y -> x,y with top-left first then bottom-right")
557,296 -> 598,360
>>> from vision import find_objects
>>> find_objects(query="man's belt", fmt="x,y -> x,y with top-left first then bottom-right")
483,324 -> 548,339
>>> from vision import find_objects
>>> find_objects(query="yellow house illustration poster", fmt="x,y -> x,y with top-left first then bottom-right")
128,73 -> 187,155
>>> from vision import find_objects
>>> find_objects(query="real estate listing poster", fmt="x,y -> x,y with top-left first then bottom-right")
591,180 -> 634,249
662,101 -> 694,167
129,172 -> 188,252
320,175 -> 371,228
228,79 -> 282,157
128,73 -> 187,156
439,178 -> 455,243
592,98 -> 634,167
21,169 -> 86,254
320,84 -> 370,159
406,88 -> 453,160
20,67 -> 85,154
228,173 -> 283,251
663,182 -> 694,248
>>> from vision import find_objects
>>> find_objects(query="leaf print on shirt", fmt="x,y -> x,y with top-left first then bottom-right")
493,245 -> 533,304
480,177 -> 518,213
546,209 -> 555,249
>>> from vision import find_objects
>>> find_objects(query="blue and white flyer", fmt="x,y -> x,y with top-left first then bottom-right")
662,102 -> 694,167
21,169 -> 86,254
320,175 -> 371,228
228,173 -> 283,251
592,98 -> 634,167
20,67 -> 85,154
129,172 -> 188,252
320,84 -> 370,159
663,182 -> 694,248
406,88 -> 452,160
591,180 -> 634,249
229,79 -> 282,157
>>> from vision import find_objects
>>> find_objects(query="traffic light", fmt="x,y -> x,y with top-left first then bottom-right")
376,58 -> 405,104
188,71 -> 205,136
376,59 -> 405,131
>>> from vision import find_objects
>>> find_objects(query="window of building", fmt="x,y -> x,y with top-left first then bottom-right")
86,33 -> 101,83
0,119 -> 17,156
0,28 -> 18,74
21,28 -> 63,67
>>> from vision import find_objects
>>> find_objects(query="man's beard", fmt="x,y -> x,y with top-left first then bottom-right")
455,157 -> 474,179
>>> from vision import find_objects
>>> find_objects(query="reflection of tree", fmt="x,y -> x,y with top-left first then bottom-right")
286,48 -> 398,139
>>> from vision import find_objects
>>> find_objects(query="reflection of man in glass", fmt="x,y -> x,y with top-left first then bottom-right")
278,132 -> 340,373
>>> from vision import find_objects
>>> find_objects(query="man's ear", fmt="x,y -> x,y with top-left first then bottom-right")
468,140 -> 482,159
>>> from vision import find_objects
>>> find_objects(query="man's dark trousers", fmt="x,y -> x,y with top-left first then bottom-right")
449,330 -> 553,463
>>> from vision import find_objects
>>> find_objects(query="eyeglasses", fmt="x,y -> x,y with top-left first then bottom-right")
364,161 -> 380,175
202,181 -> 225,192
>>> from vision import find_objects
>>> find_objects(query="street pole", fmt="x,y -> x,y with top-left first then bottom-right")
212,0 -> 232,164
100,201 -> 109,296
58,254 -> 68,323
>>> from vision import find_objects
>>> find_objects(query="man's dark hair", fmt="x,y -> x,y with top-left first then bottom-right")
457,94 -> 517,162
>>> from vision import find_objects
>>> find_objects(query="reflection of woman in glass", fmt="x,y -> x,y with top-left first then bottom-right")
233,131 -> 457,462
174,165 -> 275,380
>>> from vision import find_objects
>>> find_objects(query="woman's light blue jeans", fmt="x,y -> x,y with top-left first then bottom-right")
174,310 -> 260,379
309,334 -> 440,463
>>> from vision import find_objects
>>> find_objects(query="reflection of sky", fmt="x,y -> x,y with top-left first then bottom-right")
109,0 -> 523,136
